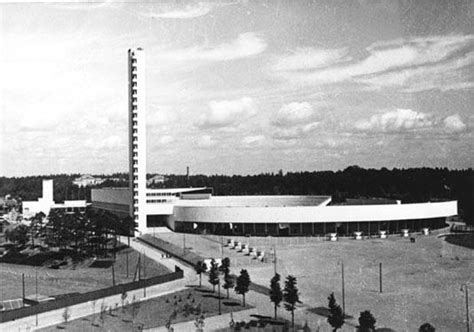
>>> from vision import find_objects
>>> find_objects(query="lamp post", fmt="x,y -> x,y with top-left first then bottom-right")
218,274 -> 222,315
272,246 -> 277,275
338,259 -> 345,316
461,284 -> 470,332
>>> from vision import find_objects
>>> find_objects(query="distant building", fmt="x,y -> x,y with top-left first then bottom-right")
73,174 -> 105,187
22,179 -> 87,218
147,175 -> 166,186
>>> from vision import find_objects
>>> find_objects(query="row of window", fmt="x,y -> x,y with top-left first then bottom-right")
147,192 -> 176,197
146,199 -> 171,203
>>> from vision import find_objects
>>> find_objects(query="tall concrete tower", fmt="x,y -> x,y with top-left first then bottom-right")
128,48 -> 147,234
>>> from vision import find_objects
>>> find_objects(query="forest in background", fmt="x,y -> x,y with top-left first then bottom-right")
0,166 -> 472,224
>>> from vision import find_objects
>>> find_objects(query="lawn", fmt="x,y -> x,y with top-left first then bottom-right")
38,286 -> 252,331
0,245 -> 171,302
155,232 -> 473,331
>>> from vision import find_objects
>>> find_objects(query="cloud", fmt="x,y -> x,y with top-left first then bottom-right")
355,109 -> 434,133
242,135 -> 265,145
272,34 -> 474,92
271,48 -> 348,72
18,104 -> 65,132
197,135 -> 217,148
86,135 -> 125,150
148,3 -> 214,19
197,97 -> 257,128
273,122 -> 320,140
157,32 -> 267,62
443,114 -> 467,133
273,102 -> 315,127
147,108 -> 176,127
158,135 -> 175,144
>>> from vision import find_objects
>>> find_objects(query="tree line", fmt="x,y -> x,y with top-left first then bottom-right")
1,166 -> 472,223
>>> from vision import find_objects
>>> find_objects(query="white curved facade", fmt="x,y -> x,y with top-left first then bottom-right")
173,200 -> 457,224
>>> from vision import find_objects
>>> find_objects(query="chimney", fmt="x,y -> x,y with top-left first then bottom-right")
186,166 -> 190,187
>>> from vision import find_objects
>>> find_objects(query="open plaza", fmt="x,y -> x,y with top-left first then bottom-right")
152,230 -> 473,331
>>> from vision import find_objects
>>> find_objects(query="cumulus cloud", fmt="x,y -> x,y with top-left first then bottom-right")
273,34 -> 474,92
147,3 -> 214,19
355,109 -> 434,133
86,135 -> 125,150
19,104 -> 64,132
273,102 -> 315,127
197,135 -> 217,148
147,109 -> 176,127
158,135 -> 175,144
443,114 -> 467,133
157,32 -> 267,62
197,97 -> 257,128
273,122 -> 320,140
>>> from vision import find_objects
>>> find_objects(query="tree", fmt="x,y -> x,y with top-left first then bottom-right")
358,310 -> 376,331
327,293 -> 344,331
220,257 -> 234,299
30,212 -> 45,248
5,224 -> 29,246
235,269 -> 251,306
283,275 -> 300,328
208,259 -> 219,292
419,323 -> 436,332
194,261 -> 207,287
269,273 -> 283,319
62,307 -> 71,325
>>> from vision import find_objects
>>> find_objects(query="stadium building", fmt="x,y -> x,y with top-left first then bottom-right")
91,48 -> 458,237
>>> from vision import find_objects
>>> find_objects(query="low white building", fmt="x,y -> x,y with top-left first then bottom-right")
23,179 -> 87,218
73,174 -> 105,187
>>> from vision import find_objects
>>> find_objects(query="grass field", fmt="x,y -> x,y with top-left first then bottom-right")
0,245 -> 171,302
38,286 -> 252,331
156,232 -> 473,331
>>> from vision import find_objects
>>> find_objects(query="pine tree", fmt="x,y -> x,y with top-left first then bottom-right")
358,310 -> 376,331
235,269 -> 251,306
208,259 -> 219,292
269,273 -> 283,319
220,257 -> 234,299
194,261 -> 207,287
283,275 -> 300,328
327,293 -> 344,331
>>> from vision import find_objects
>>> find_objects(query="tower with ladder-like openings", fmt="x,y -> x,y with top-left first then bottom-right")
128,48 -> 147,234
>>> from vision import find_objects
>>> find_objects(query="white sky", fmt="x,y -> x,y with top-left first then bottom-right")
0,1 -> 473,176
